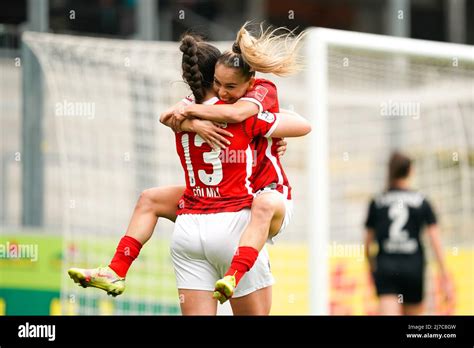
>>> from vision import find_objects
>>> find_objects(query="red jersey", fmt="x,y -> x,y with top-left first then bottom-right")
175,97 -> 279,215
242,79 -> 292,199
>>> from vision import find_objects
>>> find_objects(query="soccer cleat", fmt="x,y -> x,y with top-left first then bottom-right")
67,266 -> 125,297
213,275 -> 236,304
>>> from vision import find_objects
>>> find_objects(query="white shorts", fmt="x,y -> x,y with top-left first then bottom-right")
254,188 -> 294,244
171,209 -> 275,298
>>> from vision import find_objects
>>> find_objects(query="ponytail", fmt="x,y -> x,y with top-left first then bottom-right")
218,22 -> 306,79
237,23 -> 305,76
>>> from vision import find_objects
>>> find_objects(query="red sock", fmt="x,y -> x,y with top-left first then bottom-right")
224,246 -> 259,286
108,236 -> 142,278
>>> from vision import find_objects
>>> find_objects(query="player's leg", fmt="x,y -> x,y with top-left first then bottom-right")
179,290 -> 218,315
68,185 -> 185,296
229,286 -> 272,315
124,185 -> 185,244
402,303 -> 424,315
108,185 -> 185,275
228,241 -> 274,315
240,191 -> 286,250
373,272 -> 403,315
401,271 -> 424,315
171,214 -> 220,315
378,295 -> 403,315
214,191 -> 286,304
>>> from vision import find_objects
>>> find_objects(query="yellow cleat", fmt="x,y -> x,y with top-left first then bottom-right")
68,266 -> 125,297
213,275 -> 236,304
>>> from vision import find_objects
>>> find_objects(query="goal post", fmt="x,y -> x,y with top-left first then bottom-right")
305,28 -> 330,315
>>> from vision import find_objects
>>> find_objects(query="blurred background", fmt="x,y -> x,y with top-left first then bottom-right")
0,0 -> 473,315
1,0 -> 474,43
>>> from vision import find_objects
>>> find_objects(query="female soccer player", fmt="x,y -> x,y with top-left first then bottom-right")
166,33 -> 309,315
68,24 -> 307,308
171,23 -> 306,304
364,152 -> 454,315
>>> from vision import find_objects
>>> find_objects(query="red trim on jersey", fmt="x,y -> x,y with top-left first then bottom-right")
246,79 -> 292,200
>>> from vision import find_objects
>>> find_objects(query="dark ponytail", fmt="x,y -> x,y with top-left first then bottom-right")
388,151 -> 412,189
179,34 -> 220,104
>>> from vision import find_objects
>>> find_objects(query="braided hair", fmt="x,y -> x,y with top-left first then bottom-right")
179,35 -> 221,104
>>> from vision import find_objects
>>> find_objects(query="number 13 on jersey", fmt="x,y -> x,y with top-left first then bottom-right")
181,133 -> 223,187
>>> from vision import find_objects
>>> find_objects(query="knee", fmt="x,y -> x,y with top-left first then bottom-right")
135,189 -> 157,213
251,195 -> 281,221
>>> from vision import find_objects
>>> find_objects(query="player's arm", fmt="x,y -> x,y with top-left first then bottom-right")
179,80 -> 278,123
426,224 -> 448,275
269,109 -> 312,138
425,224 -> 454,305
365,228 -> 376,274
159,101 -> 187,125
182,119 -> 233,150
161,113 -> 233,150
276,138 -> 287,157
364,200 -> 377,276
179,100 -> 259,123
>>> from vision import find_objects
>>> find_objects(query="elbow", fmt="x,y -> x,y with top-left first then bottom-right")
160,111 -> 173,125
159,112 -> 167,124
302,122 -> 312,136
295,121 -> 312,136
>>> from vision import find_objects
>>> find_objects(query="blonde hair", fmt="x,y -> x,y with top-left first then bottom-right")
230,22 -> 306,77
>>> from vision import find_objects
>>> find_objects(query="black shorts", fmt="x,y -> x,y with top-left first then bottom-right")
373,270 -> 424,304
